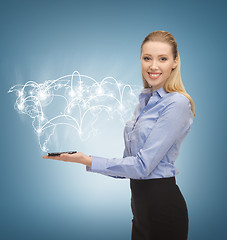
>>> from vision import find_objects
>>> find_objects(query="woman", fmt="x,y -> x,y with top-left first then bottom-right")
43,30 -> 195,240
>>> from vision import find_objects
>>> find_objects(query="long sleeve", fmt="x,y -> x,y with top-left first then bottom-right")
86,91 -> 193,179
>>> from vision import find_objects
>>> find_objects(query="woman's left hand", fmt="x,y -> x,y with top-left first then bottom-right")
43,152 -> 92,167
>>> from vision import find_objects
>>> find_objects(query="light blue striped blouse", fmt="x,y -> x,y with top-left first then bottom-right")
86,86 -> 193,179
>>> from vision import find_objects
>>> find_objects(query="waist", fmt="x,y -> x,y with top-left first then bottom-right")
130,176 -> 176,189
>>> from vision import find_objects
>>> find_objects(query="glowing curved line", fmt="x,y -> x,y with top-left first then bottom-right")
9,70 -> 141,151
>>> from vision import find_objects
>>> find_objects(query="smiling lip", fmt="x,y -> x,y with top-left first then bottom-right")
148,72 -> 162,79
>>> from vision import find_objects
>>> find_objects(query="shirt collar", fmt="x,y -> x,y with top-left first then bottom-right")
140,86 -> 168,97
138,86 -> 168,108
140,87 -> 153,94
153,86 -> 168,98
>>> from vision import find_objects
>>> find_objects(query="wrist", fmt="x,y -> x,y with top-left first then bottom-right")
84,155 -> 92,167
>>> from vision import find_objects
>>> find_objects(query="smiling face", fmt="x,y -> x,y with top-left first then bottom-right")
140,41 -> 178,92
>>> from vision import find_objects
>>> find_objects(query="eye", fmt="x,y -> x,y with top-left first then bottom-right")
143,57 -> 150,61
160,57 -> 167,61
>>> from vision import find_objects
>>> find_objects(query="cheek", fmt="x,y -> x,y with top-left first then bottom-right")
141,61 -> 149,70
163,65 -> 173,75
141,64 -> 146,72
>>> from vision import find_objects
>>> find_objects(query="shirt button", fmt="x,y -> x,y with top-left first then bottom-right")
143,110 -> 145,113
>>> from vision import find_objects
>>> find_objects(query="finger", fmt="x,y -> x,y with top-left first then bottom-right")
43,155 -> 60,159
42,155 -> 64,161
60,153 -> 69,157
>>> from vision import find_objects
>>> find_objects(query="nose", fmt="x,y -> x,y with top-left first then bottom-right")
149,60 -> 158,70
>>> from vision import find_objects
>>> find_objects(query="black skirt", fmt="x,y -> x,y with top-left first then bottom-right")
130,177 -> 188,240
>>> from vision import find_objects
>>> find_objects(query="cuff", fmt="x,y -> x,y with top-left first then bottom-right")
86,155 -> 107,173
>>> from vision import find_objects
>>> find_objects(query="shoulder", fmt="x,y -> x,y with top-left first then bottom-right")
165,92 -> 190,106
162,92 -> 191,114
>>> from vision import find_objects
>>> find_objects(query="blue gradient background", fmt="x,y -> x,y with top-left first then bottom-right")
1,0 -> 226,239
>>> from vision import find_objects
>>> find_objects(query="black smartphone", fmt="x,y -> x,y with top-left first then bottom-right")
48,151 -> 77,156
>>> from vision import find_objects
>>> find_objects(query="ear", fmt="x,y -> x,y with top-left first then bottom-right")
172,57 -> 178,70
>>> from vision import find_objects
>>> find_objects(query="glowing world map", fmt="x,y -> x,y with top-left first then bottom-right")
8,71 -> 141,152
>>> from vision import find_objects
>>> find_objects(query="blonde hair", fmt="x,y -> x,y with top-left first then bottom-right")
140,30 -> 196,117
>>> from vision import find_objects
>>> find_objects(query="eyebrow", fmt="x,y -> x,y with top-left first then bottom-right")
143,54 -> 168,57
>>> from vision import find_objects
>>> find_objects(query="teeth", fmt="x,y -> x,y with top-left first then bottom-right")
149,73 -> 161,77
